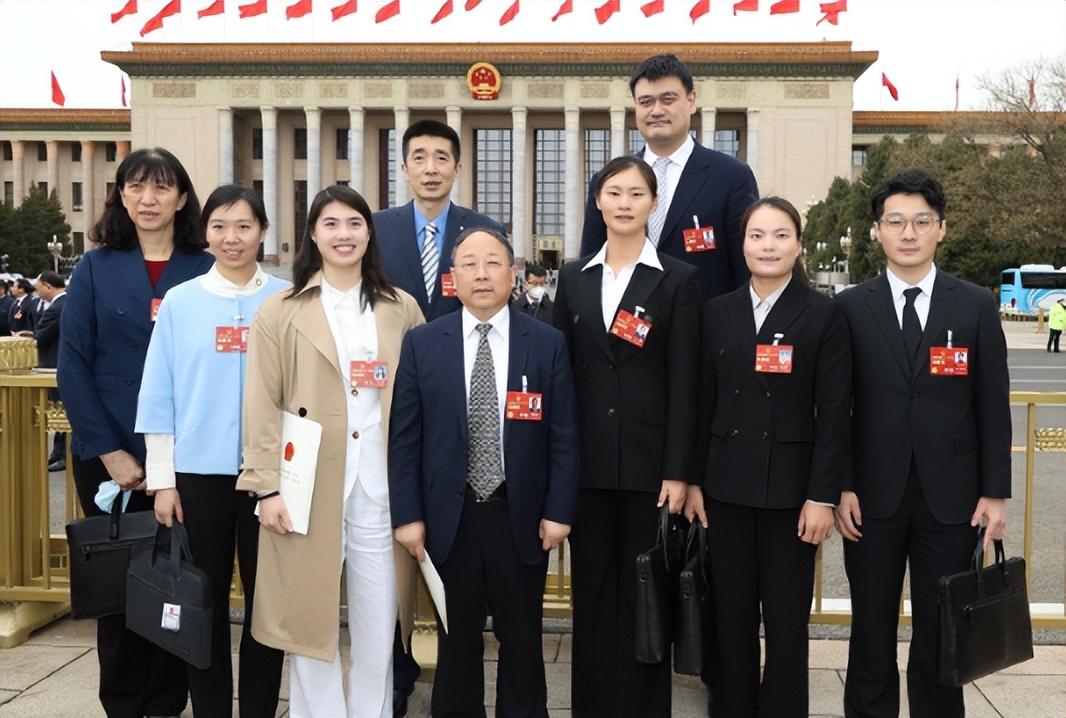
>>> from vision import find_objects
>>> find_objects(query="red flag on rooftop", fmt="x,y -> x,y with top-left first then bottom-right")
465,0 -> 481,9
733,0 -> 756,14
816,0 -> 844,25
140,0 -> 181,35
198,0 -> 224,16
122,76 -> 128,107
111,0 -> 138,22
431,0 -> 452,22
499,0 -> 519,24
239,0 -> 267,17
287,0 -> 312,18
51,71 -> 66,107
331,0 -> 356,19
375,0 -> 399,22
769,0 -> 798,13
594,0 -> 619,23
881,72 -> 899,101
689,0 -> 709,22
641,0 -> 664,17
551,0 -> 572,20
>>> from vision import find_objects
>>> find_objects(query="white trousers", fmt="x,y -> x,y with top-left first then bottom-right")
289,481 -> 396,718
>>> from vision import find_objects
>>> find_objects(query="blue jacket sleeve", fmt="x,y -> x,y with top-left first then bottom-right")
135,295 -> 177,435
387,331 -> 425,528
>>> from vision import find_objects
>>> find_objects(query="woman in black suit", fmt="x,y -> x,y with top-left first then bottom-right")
553,155 -> 700,718
686,196 -> 852,718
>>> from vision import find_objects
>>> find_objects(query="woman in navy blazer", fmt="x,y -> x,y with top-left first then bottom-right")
686,197 -> 851,718
58,148 -> 213,718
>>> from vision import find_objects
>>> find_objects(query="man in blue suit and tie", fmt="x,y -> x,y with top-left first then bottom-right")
376,120 -> 507,322
389,227 -> 579,718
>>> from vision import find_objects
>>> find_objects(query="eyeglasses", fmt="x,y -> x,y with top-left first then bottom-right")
878,213 -> 942,236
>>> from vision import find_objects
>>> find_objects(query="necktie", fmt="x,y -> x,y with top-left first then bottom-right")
646,156 -> 671,247
902,287 -> 923,368
421,222 -> 439,301
467,324 -> 504,500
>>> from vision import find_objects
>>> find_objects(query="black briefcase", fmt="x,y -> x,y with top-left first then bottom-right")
634,505 -> 685,665
65,495 -> 158,619
674,521 -> 712,676
937,529 -> 1034,687
125,522 -> 213,670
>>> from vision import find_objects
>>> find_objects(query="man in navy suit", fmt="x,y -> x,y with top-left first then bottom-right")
35,271 -> 68,470
389,228 -> 579,718
376,119 -> 506,321
580,54 -> 759,301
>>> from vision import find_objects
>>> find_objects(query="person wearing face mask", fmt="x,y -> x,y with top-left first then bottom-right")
515,264 -> 554,325
686,197 -> 851,718
239,185 -> 424,718
136,185 -> 288,717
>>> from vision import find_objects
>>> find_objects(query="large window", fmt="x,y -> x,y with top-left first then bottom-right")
294,128 -> 307,160
71,143 -> 81,162
105,142 -> 117,162
252,128 -> 263,160
336,127 -> 349,160
535,129 -> 565,235
584,128 -> 610,185
1,142 -> 11,161
474,129 -> 512,227
714,129 -> 740,158
71,182 -> 83,211
37,142 -> 47,161
72,231 -> 85,254
378,129 -> 396,209
852,147 -> 868,167
627,128 -> 644,155
3,182 -> 12,205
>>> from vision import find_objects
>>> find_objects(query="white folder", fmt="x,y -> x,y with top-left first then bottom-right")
419,553 -> 449,634
276,410 -> 322,535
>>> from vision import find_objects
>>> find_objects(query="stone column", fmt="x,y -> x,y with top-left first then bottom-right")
746,108 -> 760,174
610,106 -> 627,159
304,106 -> 321,201
11,140 -> 24,207
563,107 -> 581,261
218,107 -> 234,185
393,107 -> 410,207
260,107 -> 279,263
116,141 -> 130,163
45,141 -> 59,198
446,105 -> 462,203
81,140 -> 96,247
348,106 -> 364,191
510,106 -> 528,261
701,107 -> 717,149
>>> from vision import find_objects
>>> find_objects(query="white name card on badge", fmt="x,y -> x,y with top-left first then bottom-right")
277,410 -> 322,535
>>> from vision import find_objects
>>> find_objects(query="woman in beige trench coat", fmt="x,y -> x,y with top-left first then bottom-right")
237,185 -> 423,718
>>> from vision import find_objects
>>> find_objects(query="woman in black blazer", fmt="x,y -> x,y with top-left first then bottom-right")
553,155 -> 700,718
686,196 -> 852,718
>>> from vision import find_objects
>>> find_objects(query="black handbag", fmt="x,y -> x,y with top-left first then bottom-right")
634,505 -> 685,665
937,528 -> 1034,687
125,522 -> 213,670
65,494 -> 158,619
674,520 -> 712,675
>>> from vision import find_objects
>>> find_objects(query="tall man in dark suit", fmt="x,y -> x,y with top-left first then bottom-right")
513,263 -> 554,325
836,170 -> 1011,718
377,119 -> 507,322
389,228 -> 579,718
34,271 -> 68,471
8,278 -> 40,335
580,53 -> 759,300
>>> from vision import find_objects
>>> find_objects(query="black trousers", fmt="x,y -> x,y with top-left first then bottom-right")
176,472 -> 284,718
843,469 -> 977,718
570,489 -> 670,718
1047,328 -> 1061,352
703,498 -> 817,718
72,456 -> 189,718
432,493 -> 549,718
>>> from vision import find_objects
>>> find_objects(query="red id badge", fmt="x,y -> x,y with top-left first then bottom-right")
350,360 -> 389,388
929,346 -> 969,376
755,344 -> 794,374
440,273 -> 457,298
610,309 -> 652,348
150,298 -> 162,322
215,326 -> 249,352
505,391 -> 543,421
683,225 -> 716,253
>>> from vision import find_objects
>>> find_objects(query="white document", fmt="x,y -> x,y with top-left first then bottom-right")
419,554 -> 449,634
275,410 -> 322,535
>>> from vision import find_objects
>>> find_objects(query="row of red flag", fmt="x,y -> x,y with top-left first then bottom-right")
109,0 -> 848,33
49,72 -> 128,108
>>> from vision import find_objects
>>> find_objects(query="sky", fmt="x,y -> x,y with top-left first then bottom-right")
0,0 -> 1064,111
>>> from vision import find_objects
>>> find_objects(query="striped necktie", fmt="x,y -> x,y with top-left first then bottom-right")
647,156 -> 671,247
421,221 -> 439,300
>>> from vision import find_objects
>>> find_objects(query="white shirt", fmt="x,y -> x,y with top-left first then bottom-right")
885,264 -> 937,331
643,134 -> 695,221
583,238 -> 664,331
199,264 -> 270,299
750,281 -> 790,335
461,305 -> 510,469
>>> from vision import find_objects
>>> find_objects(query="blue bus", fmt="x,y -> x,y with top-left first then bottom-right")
1000,265 -> 1066,315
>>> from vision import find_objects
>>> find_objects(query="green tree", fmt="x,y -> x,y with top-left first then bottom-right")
0,187 -> 71,275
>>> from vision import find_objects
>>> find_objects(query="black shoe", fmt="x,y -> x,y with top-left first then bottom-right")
393,685 -> 413,718
47,459 -> 65,472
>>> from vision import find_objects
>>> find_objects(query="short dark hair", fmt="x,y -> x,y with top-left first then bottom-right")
402,120 -> 461,164
870,169 -> 947,221
629,53 -> 695,96
739,196 -> 809,284
201,184 -> 269,234
91,147 -> 205,253
595,155 -> 658,198
452,227 -> 514,265
16,278 -> 34,294
289,185 -> 397,309
38,271 -> 65,289
524,263 -> 547,280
